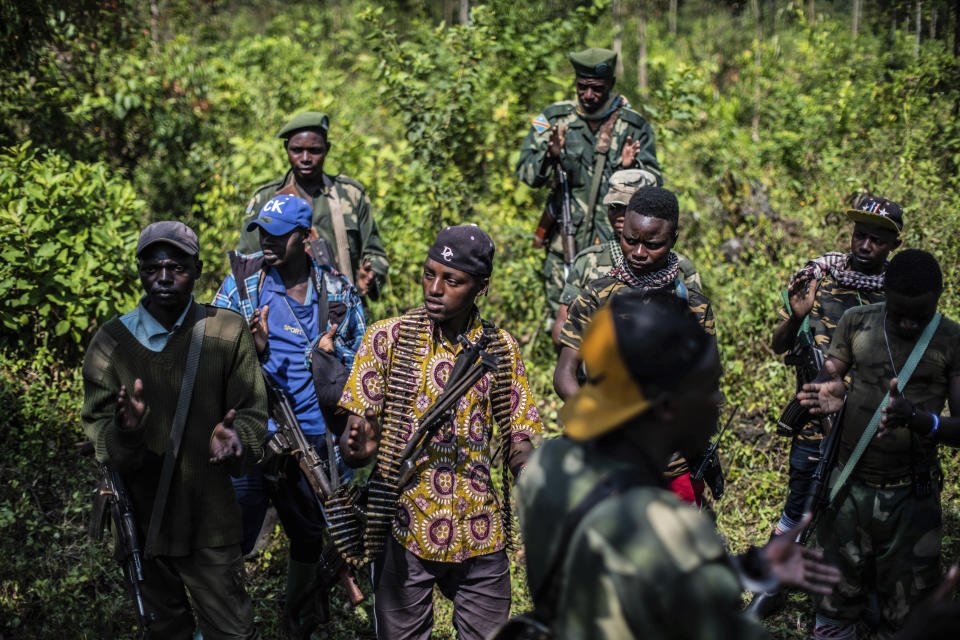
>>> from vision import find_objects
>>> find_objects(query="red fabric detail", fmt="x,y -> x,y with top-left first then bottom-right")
669,473 -> 704,507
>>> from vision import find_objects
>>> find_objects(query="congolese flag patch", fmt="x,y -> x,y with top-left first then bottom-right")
531,114 -> 550,133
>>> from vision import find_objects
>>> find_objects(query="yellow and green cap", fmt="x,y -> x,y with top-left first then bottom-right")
277,112 -> 330,139
569,47 -> 617,79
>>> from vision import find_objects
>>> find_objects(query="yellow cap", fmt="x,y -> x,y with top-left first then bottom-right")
562,305 -> 651,440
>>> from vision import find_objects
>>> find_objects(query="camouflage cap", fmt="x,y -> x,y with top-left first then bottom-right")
277,112 -> 330,139
603,169 -> 659,206
569,47 -> 617,79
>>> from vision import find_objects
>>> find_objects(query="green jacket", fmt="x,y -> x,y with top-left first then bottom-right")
517,437 -> 769,640
516,97 -> 661,250
238,170 -> 389,300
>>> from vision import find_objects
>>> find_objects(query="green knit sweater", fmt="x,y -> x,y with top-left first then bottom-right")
82,303 -> 267,557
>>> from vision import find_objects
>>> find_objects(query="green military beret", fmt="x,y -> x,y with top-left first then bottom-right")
569,47 -> 617,79
277,112 -> 330,139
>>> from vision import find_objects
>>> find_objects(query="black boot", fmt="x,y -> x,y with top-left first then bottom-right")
745,589 -> 786,619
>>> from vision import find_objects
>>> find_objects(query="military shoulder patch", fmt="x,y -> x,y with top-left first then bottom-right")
531,113 -> 550,133
244,197 -> 256,214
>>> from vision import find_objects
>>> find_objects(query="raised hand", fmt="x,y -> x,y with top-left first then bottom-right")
116,378 -> 146,430
763,513 -> 841,595
249,305 -> 269,356
342,408 -> 380,466
547,124 -> 567,159
316,323 -> 339,354
209,408 -> 243,463
798,359 -> 845,416
620,135 -> 643,168
788,277 -> 817,319
356,261 -> 375,296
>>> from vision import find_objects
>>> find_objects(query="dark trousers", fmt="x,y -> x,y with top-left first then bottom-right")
779,437 -> 822,531
139,544 -> 260,640
372,537 -> 511,640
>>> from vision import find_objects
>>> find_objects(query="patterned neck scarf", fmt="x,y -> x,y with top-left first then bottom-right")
789,252 -> 886,293
608,239 -> 624,269
611,251 -> 680,292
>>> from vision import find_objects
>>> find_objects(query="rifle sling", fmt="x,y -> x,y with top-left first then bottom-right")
827,313 -> 942,505
323,174 -> 355,285
584,102 -> 623,231
144,307 -> 206,559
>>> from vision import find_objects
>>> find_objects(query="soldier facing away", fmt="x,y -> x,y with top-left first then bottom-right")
516,47 -> 661,318
238,112 -> 389,300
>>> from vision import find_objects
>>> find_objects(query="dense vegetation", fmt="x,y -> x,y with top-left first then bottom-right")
3,0 -> 960,637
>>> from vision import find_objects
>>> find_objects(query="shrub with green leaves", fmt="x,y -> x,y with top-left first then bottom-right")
0,143 -> 144,363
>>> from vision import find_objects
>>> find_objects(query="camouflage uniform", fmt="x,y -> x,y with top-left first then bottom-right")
517,437 -> 769,640
815,303 -> 960,635
559,268 -> 715,480
558,242 -> 702,307
238,170 -> 389,300
516,99 -> 661,314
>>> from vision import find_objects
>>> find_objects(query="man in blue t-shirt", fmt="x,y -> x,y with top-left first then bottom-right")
213,194 -> 365,634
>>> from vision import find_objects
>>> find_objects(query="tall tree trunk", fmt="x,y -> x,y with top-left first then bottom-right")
613,0 -> 625,78
916,1 -> 922,57
459,0 -> 469,25
852,0 -> 861,36
929,5 -> 937,39
955,0 -> 960,61
752,0 -> 763,143
637,1 -> 648,96
768,0 -> 776,37
669,0 -> 678,35
444,0 -> 454,29
808,0 -> 815,23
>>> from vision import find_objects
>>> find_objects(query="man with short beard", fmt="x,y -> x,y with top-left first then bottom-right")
238,112 -> 389,299
516,47 -> 661,318
799,249 -> 960,639
338,225 -> 542,640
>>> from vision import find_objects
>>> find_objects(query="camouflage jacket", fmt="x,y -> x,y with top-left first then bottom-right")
238,170 -> 389,300
517,437 -> 769,640
558,241 -> 703,307
515,97 -> 661,251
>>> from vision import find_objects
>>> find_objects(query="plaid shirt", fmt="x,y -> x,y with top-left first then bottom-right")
212,253 -> 365,369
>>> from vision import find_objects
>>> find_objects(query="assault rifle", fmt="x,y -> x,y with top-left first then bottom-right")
798,397 -> 846,546
396,331 -> 500,487
691,403 -> 740,501
777,291 -> 826,436
261,370 -> 365,617
532,166 -> 577,275
84,442 -> 154,630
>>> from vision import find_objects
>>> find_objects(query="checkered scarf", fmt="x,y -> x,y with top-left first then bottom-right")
789,252 -> 885,293
611,251 -> 680,292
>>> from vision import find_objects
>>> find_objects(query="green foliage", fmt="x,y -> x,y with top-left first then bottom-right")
0,143 -> 144,362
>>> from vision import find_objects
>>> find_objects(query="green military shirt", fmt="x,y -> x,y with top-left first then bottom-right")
238,170 -> 389,299
516,98 -> 661,250
777,271 -> 885,441
558,241 -> 703,307
517,437 -> 769,640
828,303 -> 960,484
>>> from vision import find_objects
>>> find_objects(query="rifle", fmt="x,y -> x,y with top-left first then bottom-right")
83,442 -> 154,630
396,331 -> 500,487
532,166 -> 577,276
777,291 -> 826,436
691,403 -> 740,501
261,371 -> 365,610
798,398 -> 846,546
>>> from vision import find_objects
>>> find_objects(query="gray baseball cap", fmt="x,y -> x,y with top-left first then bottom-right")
136,221 -> 200,257
603,169 -> 659,206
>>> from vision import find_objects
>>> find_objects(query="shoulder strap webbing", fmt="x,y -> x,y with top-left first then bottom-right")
584,100 -> 623,226
828,312 -> 943,504
323,174 -> 355,285
144,306 -> 207,559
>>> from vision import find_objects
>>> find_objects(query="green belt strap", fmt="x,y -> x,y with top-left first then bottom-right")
828,312 -> 943,503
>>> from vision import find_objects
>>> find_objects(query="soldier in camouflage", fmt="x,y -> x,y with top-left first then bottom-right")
554,186 -> 715,505
238,112 -> 389,300
516,47 -> 661,318
550,168 -> 702,345
798,250 -> 960,639
516,293 -> 840,640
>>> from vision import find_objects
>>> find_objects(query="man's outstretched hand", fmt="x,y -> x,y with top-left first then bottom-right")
209,409 -> 243,463
117,378 -> 146,430
762,513 -> 841,595
798,359 -> 846,416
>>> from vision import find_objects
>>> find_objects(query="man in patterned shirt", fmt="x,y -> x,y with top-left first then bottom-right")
550,168 -> 702,345
554,185 -> 715,505
338,225 -> 542,640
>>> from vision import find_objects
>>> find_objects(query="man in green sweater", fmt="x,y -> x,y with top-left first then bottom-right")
82,221 -> 268,639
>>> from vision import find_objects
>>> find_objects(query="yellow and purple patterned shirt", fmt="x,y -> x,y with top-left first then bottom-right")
339,311 -> 542,562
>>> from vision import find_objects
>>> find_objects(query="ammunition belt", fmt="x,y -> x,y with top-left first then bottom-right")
483,320 -> 515,550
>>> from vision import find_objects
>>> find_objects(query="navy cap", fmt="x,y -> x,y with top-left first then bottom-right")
246,194 -> 313,236
427,224 -> 495,277
845,195 -> 904,236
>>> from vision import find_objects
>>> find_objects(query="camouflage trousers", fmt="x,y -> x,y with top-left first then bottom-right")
814,471 -> 941,637
542,249 -> 567,320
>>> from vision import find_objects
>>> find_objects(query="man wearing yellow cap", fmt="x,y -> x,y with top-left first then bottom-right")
238,112 -> 389,299
514,292 -> 840,639
516,47 -> 662,318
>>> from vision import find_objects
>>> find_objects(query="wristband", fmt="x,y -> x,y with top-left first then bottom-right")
926,413 -> 940,438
